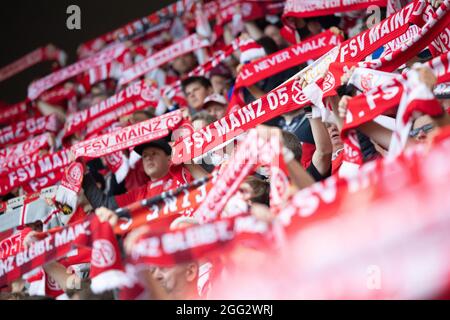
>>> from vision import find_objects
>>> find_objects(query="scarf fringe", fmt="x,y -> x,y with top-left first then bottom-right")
90,270 -> 132,294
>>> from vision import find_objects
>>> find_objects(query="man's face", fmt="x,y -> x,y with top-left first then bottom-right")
264,25 -> 285,48
141,147 -> 170,180
326,124 -> 343,149
185,83 -> 212,111
293,17 -> 306,29
206,103 -> 226,120
152,263 -> 197,297
306,20 -> 322,35
132,112 -> 150,124
171,53 -> 197,75
211,75 -> 228,95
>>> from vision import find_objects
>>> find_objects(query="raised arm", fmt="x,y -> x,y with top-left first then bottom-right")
309,116 -> 333,176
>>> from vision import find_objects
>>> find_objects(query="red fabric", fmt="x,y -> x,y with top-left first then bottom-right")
0,215 -> 124,289
235,30 -> 343,89
116,165 -> 193,207
0,228 -> 32,260
0,100 -> 30,126
301,142 -> 315,169
28,44 -> 127,100
71,110 -> 183,160
332,150 -> 344,175
0,114 -> 61,147
114,182 -> 212,235
65,80 -> 159,137
283,0 -> 387,19
23,169 -> 65,194
0,149 -> 71,196
44,272 -> 64,298
125,160 -> 150,191
118,34 -> 210,86
25,269 -> 44,284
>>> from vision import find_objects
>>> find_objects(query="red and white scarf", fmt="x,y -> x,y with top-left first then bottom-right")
85,100 -> 156,139
77,0 -> 192,57
23,169 -> 65,195
114,178 -> 213,235
193,129 -> 289,223
204,0 -> 285,27
0,133 -> 51,165
388,68 -> 444,157
341,69 -> 443,159
306,0 -> 449,117
172,1 -> 447,164
172,76 -> 305,164
336,1 -> 417,63
129,213 -> 272,268
28,43 -> 128,100
0,44 -> 67,83
235,30 -> 343,89
104,151 -> 129,184
0,215 -> 127,294
283,0 -> 387,20
118,34 -> 210,86
0,100 -> 31,126
0,149 -> 71,196
427,51 -> 450,83
64,80 -> 159,137
39,85 -> 77,107
78,48 -> 133,93
71,110 -> 183,160
0,114 -> 61,147
0,153 -> 41,177
0,111 -> 183,196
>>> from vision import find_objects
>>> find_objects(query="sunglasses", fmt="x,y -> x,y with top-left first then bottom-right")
409,124 -> 434,138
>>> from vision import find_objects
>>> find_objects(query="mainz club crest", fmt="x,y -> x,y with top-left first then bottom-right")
66,162 -> 83,186
360,73 -> 374,92
322,72 -> 336,93
291,80 -> 309,105
91,239 -> 116,268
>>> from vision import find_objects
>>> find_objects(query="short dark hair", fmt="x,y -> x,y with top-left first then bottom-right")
181,76 -> 212,93
245,176 -> 270,206
282,130 -> 302,160
192,111 -> 217,125
256,36 -> 279,55
133,109 -> 155,119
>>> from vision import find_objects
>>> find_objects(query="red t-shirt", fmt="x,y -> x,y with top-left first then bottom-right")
115,165 -> 193,207
125,160 -> 150,192
332,149 -> 344,175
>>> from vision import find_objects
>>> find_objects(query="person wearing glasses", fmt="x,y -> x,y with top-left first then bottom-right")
410,115 -> 436,142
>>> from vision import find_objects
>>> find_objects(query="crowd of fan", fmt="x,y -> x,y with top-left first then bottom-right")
0,0 -> 449,300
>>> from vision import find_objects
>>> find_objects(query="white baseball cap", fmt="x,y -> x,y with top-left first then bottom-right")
202,93 -> 228,109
